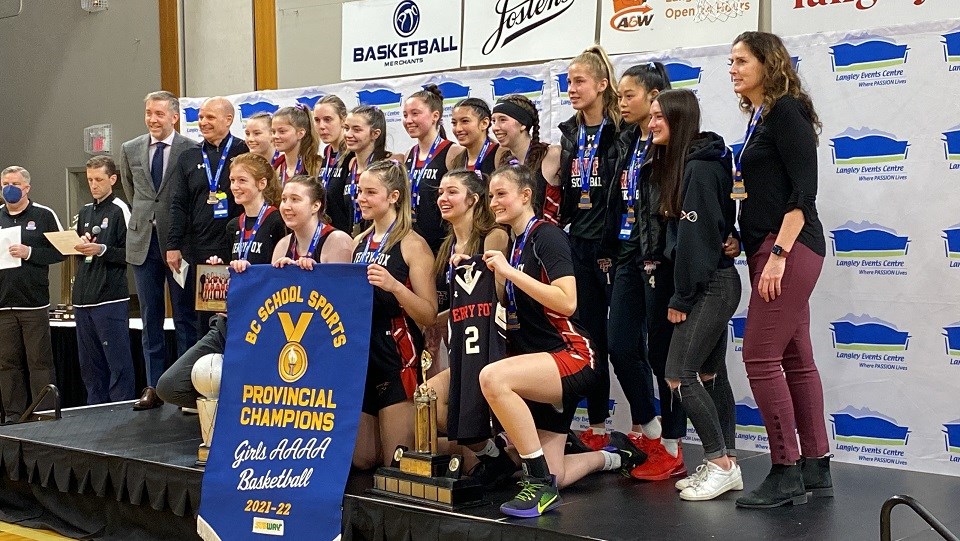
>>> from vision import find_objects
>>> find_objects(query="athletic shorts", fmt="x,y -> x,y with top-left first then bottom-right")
529,361 -> 600,434
362,375 -> 413,416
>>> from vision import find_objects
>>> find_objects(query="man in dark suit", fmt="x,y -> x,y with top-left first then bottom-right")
118,91 -> 198,408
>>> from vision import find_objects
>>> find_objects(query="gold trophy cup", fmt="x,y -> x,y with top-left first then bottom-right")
191,353 -> 223,467
370,351 -> 484,509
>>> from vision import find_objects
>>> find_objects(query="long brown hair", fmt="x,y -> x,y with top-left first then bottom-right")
285,174 -> 330,224
733,31 -> 822,137
231,152 -> 281,207
358,160 -> 412,252
569,45 -> 621,128
650,90 -> 701,218
494,94 -> 548,169
451,98 -> 494,169
349,106 -> 391,162
274,105 -> 322,176
432,169 -> 499,278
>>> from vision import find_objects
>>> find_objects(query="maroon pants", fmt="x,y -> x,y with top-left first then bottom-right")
743,236 -> 829,464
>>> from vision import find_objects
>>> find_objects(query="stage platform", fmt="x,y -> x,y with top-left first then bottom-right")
0,404 -> 957,541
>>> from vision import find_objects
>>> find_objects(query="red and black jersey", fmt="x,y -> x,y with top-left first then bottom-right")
325,151 -> 354,234
227,207 -> 285,264
405,139 -> 453,254
507,221 -> 593,366
287,223 -> 336,261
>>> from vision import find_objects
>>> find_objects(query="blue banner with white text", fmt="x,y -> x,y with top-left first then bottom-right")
197,264 -> 372,540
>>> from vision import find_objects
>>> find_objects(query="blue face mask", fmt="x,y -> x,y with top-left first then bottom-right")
2,185 -> 23,204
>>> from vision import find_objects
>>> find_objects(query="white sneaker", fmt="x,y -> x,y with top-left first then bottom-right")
675,462 -> 708,491
679,462 -> 743,501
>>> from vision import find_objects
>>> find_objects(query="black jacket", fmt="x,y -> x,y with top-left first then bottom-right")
168,137 -> 249,262
557,115 -> 622,257
0,200 -> 64,309
73,193 -> 130,307
666,132 -> 736,313
613,123 -> 662,266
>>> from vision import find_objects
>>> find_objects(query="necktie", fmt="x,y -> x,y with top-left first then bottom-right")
151,141 -> 167,191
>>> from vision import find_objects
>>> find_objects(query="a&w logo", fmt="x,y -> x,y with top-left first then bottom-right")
482,0 -> 577,56
394,0 -> 420,37
609,0 -> 653,32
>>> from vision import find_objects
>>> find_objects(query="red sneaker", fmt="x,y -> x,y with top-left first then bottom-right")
629,441 -> 687,481
630,434 -> 662,457
578,429 -> 610,451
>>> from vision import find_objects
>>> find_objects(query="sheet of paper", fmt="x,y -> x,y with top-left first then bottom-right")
172,259 -> 190,289
0,227 -> 21,270
43,230 -> 84,256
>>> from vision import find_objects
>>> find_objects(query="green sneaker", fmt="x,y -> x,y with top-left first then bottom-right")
500,476 -> 561,518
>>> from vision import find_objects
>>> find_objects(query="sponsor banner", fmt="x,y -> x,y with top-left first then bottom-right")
461,0 -> 598,67
772,0 -> 957,37
197,265 -> 372,541
341,0 -> 462,80
831,406 -> 910,468
599,0 -> 757,53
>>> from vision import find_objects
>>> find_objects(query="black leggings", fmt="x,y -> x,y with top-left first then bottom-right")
569,236 -> 613,426
608,260 -> 657,426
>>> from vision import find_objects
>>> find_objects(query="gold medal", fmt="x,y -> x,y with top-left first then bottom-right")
578,192 -> 592,210
507,311 -> 520,330
730,180 -> 748,201
207,191 -> 219,205
626,207 -> 636,224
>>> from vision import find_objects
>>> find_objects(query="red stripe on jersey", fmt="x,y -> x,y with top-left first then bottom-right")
543,184 -> 562,225
391,311 -> 419,399
539,267 -> 595,375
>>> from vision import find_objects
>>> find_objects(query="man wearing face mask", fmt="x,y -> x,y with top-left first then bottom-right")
0,166 -> 64,422
166,97 -> 248,332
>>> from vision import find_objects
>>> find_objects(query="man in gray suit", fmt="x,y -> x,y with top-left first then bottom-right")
118,91 -> 199,407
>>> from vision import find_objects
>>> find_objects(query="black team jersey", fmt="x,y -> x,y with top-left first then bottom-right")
227,207 -> 285,264
405,139 -> 453,254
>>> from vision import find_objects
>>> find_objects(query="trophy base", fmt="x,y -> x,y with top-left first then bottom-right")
369,466 -> 485,511
196,444 -> 209,468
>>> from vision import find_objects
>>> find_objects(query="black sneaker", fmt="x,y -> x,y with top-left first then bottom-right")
500,476 -> 561,518
468,449 -> 518,488
607,430 -> 648,477
565,430 -> 594,454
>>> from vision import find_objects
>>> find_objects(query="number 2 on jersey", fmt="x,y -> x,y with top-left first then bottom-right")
464,326 -> 479,354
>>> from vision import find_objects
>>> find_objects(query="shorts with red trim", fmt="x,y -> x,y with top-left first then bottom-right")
528,361 -> 600,434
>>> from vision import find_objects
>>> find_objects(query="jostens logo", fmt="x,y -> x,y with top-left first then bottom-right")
609,0 -> 653,32
394,0 -> 420,38
830,313 -> 909,370
943,225 -> 960,267
481,0 -> 578,56
663,60 -> 703,90
735,397 -> 767,449
944,419 -> 960,462
943,321 -> 960,366
830,36 -> 908,87
942,30 -> 960,69
943,125 -> 960,169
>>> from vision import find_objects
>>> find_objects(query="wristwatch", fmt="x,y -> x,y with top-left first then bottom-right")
771,244 -> 790,258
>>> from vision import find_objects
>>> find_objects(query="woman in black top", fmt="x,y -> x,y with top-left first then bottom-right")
449,98 -> 505,176
729,31 -> 831,509
402,85 -> 464,253
351,160 -> 437,469
314,95 -> 348,192
271,175 -> 353,268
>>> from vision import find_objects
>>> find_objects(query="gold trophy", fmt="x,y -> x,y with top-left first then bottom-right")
191,353 -> 223,467
370,352 -> 484,509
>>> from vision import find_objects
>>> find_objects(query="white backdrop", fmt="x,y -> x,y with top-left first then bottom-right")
181,18 -> 960,477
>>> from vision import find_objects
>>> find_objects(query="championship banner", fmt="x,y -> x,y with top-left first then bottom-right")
341,0 -> 462,80
197,264 -> 373,540
599,0 -> 757,53
772,0 -> 956,37
461,0 -> 599,67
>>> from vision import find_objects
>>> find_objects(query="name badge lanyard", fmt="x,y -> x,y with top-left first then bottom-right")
349,154 -> 374,226
505,216 -> 538,329
625,132 -> 653,224
470,140 -> 492,172
320,148 -> 339,189
409,134 -> 443,221
446,241 -> 457,285
732,106 -> 764,201
237,203 -> 269,261
296,221 -> 324,260
577,119 -> 606,210
361,219 -> 397,264
280,155 -> 303,185
204,136 -> 234,204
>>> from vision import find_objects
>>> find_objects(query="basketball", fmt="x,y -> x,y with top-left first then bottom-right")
191,353 -> 224,399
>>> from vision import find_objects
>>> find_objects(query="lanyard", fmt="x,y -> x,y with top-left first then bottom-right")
505,216 -> 538,322
350,154 -> 373,225
320,147 -> 339,188
291,222 -> 324,260
577,119 -> 606,193
203,136 -> 234,195
469,140 -> 492,171
237,203 -> 269,261
361,220 -> 397,263
446,241 -> 457,284
735,106 -> 764,184
626,132 -> 653,217
409,134 -> 443,209
280,155 -> 303,184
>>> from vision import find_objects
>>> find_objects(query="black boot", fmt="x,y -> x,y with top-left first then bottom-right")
800,454 -> 833,498
736,464 -> 808,509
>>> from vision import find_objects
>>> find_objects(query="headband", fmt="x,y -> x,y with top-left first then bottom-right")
492,101 -> 536,130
